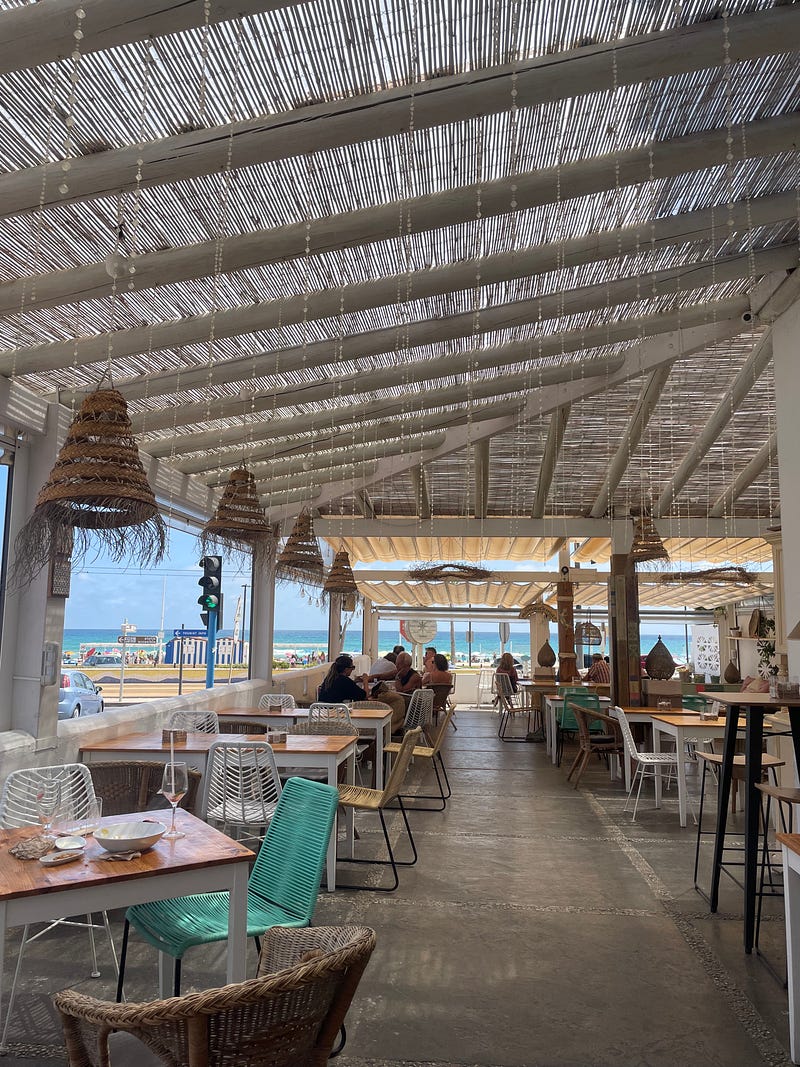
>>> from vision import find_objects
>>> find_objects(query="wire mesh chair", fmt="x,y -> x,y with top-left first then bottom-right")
286,720 -> 366,784
612,706 -> 681,822
476,668 -> 495,707
495,673 -> 531,742
57,925 -> 376,1067
401,689 -> 434,738
384,706 -> 455,810
166,710 -> 219,733
257,692 -> 297,710
200,740 -> 282,844
0,764 -> 118,1048
308,702 -> 351,722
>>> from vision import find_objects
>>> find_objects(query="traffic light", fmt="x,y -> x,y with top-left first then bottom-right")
198,556 -> 222,627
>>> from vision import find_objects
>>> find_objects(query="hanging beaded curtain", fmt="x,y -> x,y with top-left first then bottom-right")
629,511 -> 669,567
201,467 -> 275,559
14,388 -> 165,587
276,509 -> 325,585
323,548 -> 360,612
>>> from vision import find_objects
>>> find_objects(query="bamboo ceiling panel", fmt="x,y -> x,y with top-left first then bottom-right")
333,535 -> 556,565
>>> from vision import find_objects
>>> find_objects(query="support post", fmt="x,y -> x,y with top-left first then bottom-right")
361,597 -> 378,662
328,594 -> 343,660
609,553 -> 641,707
556,579 -> 579,682
773,296 -> 800,679
249,541 -> 276,686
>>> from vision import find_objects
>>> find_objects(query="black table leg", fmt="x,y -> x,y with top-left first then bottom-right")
709,704 -> 739,912
743,706 -> 763,953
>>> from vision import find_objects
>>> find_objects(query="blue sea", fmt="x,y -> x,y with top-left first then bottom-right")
63,626 -> 692,665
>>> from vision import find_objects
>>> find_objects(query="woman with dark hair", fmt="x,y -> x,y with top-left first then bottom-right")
423,652 -> 453,686
318,654 -> 370,703
496,651 -> 519,693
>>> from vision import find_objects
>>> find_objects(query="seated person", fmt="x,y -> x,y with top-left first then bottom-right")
368,651 -> 398,688
392,644 -> 406,656
422,653 -> 453,687
495,652 -> 519,693
394,652 -> 422,704
318,654 -> 371,704
422,646 -> 437,675
586,653 -> 611,684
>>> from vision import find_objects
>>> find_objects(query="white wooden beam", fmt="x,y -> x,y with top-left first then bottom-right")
473,439 -> 491,519
1,9 -> 796,217
589,363 -> 674,517
313,516 -> 767,539
652,331 -> 773,517
354,489 -> 376,520
5,174 -> 796,319
709,432 -> 778,518
532,405 -> 570,518
15,240 -> 792,379
411,465 -> 432,521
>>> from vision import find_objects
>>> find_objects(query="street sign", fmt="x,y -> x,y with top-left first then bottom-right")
173,628 -> 207,638
119,635 -> 160,644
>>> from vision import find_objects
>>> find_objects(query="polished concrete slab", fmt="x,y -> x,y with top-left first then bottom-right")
2,707 -> 797,1065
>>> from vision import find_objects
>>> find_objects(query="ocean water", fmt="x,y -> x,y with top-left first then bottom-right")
63,626 -> 692,664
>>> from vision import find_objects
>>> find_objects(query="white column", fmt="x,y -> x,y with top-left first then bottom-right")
361,597 -> 378,661
773,299 -> 800,677
0,403 -> 69,741
249,541 -> 276,686
328,594 -> 343,660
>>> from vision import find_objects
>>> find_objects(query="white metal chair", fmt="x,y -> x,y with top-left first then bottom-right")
285,720 -> 364,784
308,702 -> 351,722
0,764 -> 118,1047
258,692 -> 297,710
476,668 -> 495,707
166,710 -> 219,733
401,689 -> 434,739
612,706 -> 680,822
200,739 -> 282,844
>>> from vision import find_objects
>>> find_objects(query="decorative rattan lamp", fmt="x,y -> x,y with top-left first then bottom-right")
276,510 -> 324,584
323,548 -> 361,612
14,388 -> 165,587
630,512 -> 669,566
201,467 -> 274,556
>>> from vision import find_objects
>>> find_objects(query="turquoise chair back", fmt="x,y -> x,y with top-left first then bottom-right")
249,776 -> 338,923
681,695 -> 708,711
559,692 -> 602,733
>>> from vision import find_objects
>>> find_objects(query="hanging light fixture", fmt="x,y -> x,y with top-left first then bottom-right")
14,388 -> 165,587
277,509 -> 325,584
323,548 -> 361,612
630,510 -> 669,567
201,467 -> 274,556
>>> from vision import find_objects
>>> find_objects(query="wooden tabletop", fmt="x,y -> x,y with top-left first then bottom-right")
217,707 -> 300,720
0,809 -> 254,903
778,833 -> 800,860
650,713 -> 773,729
708,692 -> 800,708
80,732 -> 356,755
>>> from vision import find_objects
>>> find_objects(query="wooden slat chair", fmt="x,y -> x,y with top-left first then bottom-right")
336,728 -> 423,892
565,703 -> 624,790
56,925 -> 376,1067
383,706 -> 454,810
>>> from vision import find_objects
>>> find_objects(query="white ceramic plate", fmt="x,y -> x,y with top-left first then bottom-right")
95,820 -> 166,853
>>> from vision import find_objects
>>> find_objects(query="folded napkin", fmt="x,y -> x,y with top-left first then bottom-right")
97,850 -> 142,862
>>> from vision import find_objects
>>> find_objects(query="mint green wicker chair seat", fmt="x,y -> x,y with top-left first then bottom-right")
115,776 -> 339,1000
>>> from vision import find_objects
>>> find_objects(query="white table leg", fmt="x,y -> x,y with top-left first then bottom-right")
783,846 -> 800,1063
377,719 -> 390,791
653,723 -> 663,809
226,861 -> 249,984
676,727 -> 688,827
550,703 -> 559,765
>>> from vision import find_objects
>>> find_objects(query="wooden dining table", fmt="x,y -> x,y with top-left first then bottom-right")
80,732 -> 356,891
0,808 -> 253,1037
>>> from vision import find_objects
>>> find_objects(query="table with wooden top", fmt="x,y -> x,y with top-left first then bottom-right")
0,808 -> 253,1034
650,712 -> 770,828
215,705 -> 394,789
80,733 -> 356,891
709,692 -> 800,953
779,833 -> 800,1062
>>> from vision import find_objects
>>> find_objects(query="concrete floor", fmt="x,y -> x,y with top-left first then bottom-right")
2,707 -> 797,1066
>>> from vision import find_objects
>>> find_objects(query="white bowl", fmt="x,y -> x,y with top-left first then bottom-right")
95,820 -> 166,853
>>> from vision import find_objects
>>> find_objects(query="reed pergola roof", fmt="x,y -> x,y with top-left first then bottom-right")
0,0 -> 797,601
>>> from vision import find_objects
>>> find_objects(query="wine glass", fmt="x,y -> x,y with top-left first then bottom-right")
35,781 -> 62,836
160,762 -> 188,840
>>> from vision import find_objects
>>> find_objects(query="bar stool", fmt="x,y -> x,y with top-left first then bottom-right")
754,782 -> 800,982
694,750 -> 785,908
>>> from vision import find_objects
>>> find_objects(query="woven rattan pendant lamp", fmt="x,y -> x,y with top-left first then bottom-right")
630,511 -> 669,567
277,509 -> 325,584
201,467 -> 274,557
323,548 -> 361,612
14,388 -> 166,586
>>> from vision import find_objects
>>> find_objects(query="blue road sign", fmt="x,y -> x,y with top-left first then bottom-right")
173,628 -> 208,638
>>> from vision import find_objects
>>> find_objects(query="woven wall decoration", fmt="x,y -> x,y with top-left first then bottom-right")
407,562 -> 493,582
14,388 -> 165,587
277,510 -> 324,584
630,513 -> 669,567
201,467 -> 274,556
659,566 -> 755,585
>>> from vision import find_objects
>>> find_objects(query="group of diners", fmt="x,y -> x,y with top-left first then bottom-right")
318,645 -> 453,731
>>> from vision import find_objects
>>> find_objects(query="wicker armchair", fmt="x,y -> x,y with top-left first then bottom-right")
218,720 -> 269,735
86,761 -> 202,816
55,924 -> 376,1067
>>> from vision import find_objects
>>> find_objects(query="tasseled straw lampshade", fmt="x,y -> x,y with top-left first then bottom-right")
202,468 -> 274,554
323,548 -> 361,611
277,510 -> 325,584
13,388 -> 165,587
630,513 -> 670,566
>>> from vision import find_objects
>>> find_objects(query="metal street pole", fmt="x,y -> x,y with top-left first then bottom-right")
205,608 -> 218,689
178,624 -> 185,696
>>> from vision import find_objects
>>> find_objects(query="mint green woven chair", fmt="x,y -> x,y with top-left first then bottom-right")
115,776 -> 338,1000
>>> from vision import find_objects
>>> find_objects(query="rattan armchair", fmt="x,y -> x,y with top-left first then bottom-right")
86,761 -> 202,816
55,924 -> 376,1067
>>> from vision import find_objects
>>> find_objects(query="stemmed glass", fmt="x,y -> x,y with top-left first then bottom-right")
160,762 -> 188,840
35,781 -> 62,836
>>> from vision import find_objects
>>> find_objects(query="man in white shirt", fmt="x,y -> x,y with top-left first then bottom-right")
369,652 -> 398,683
